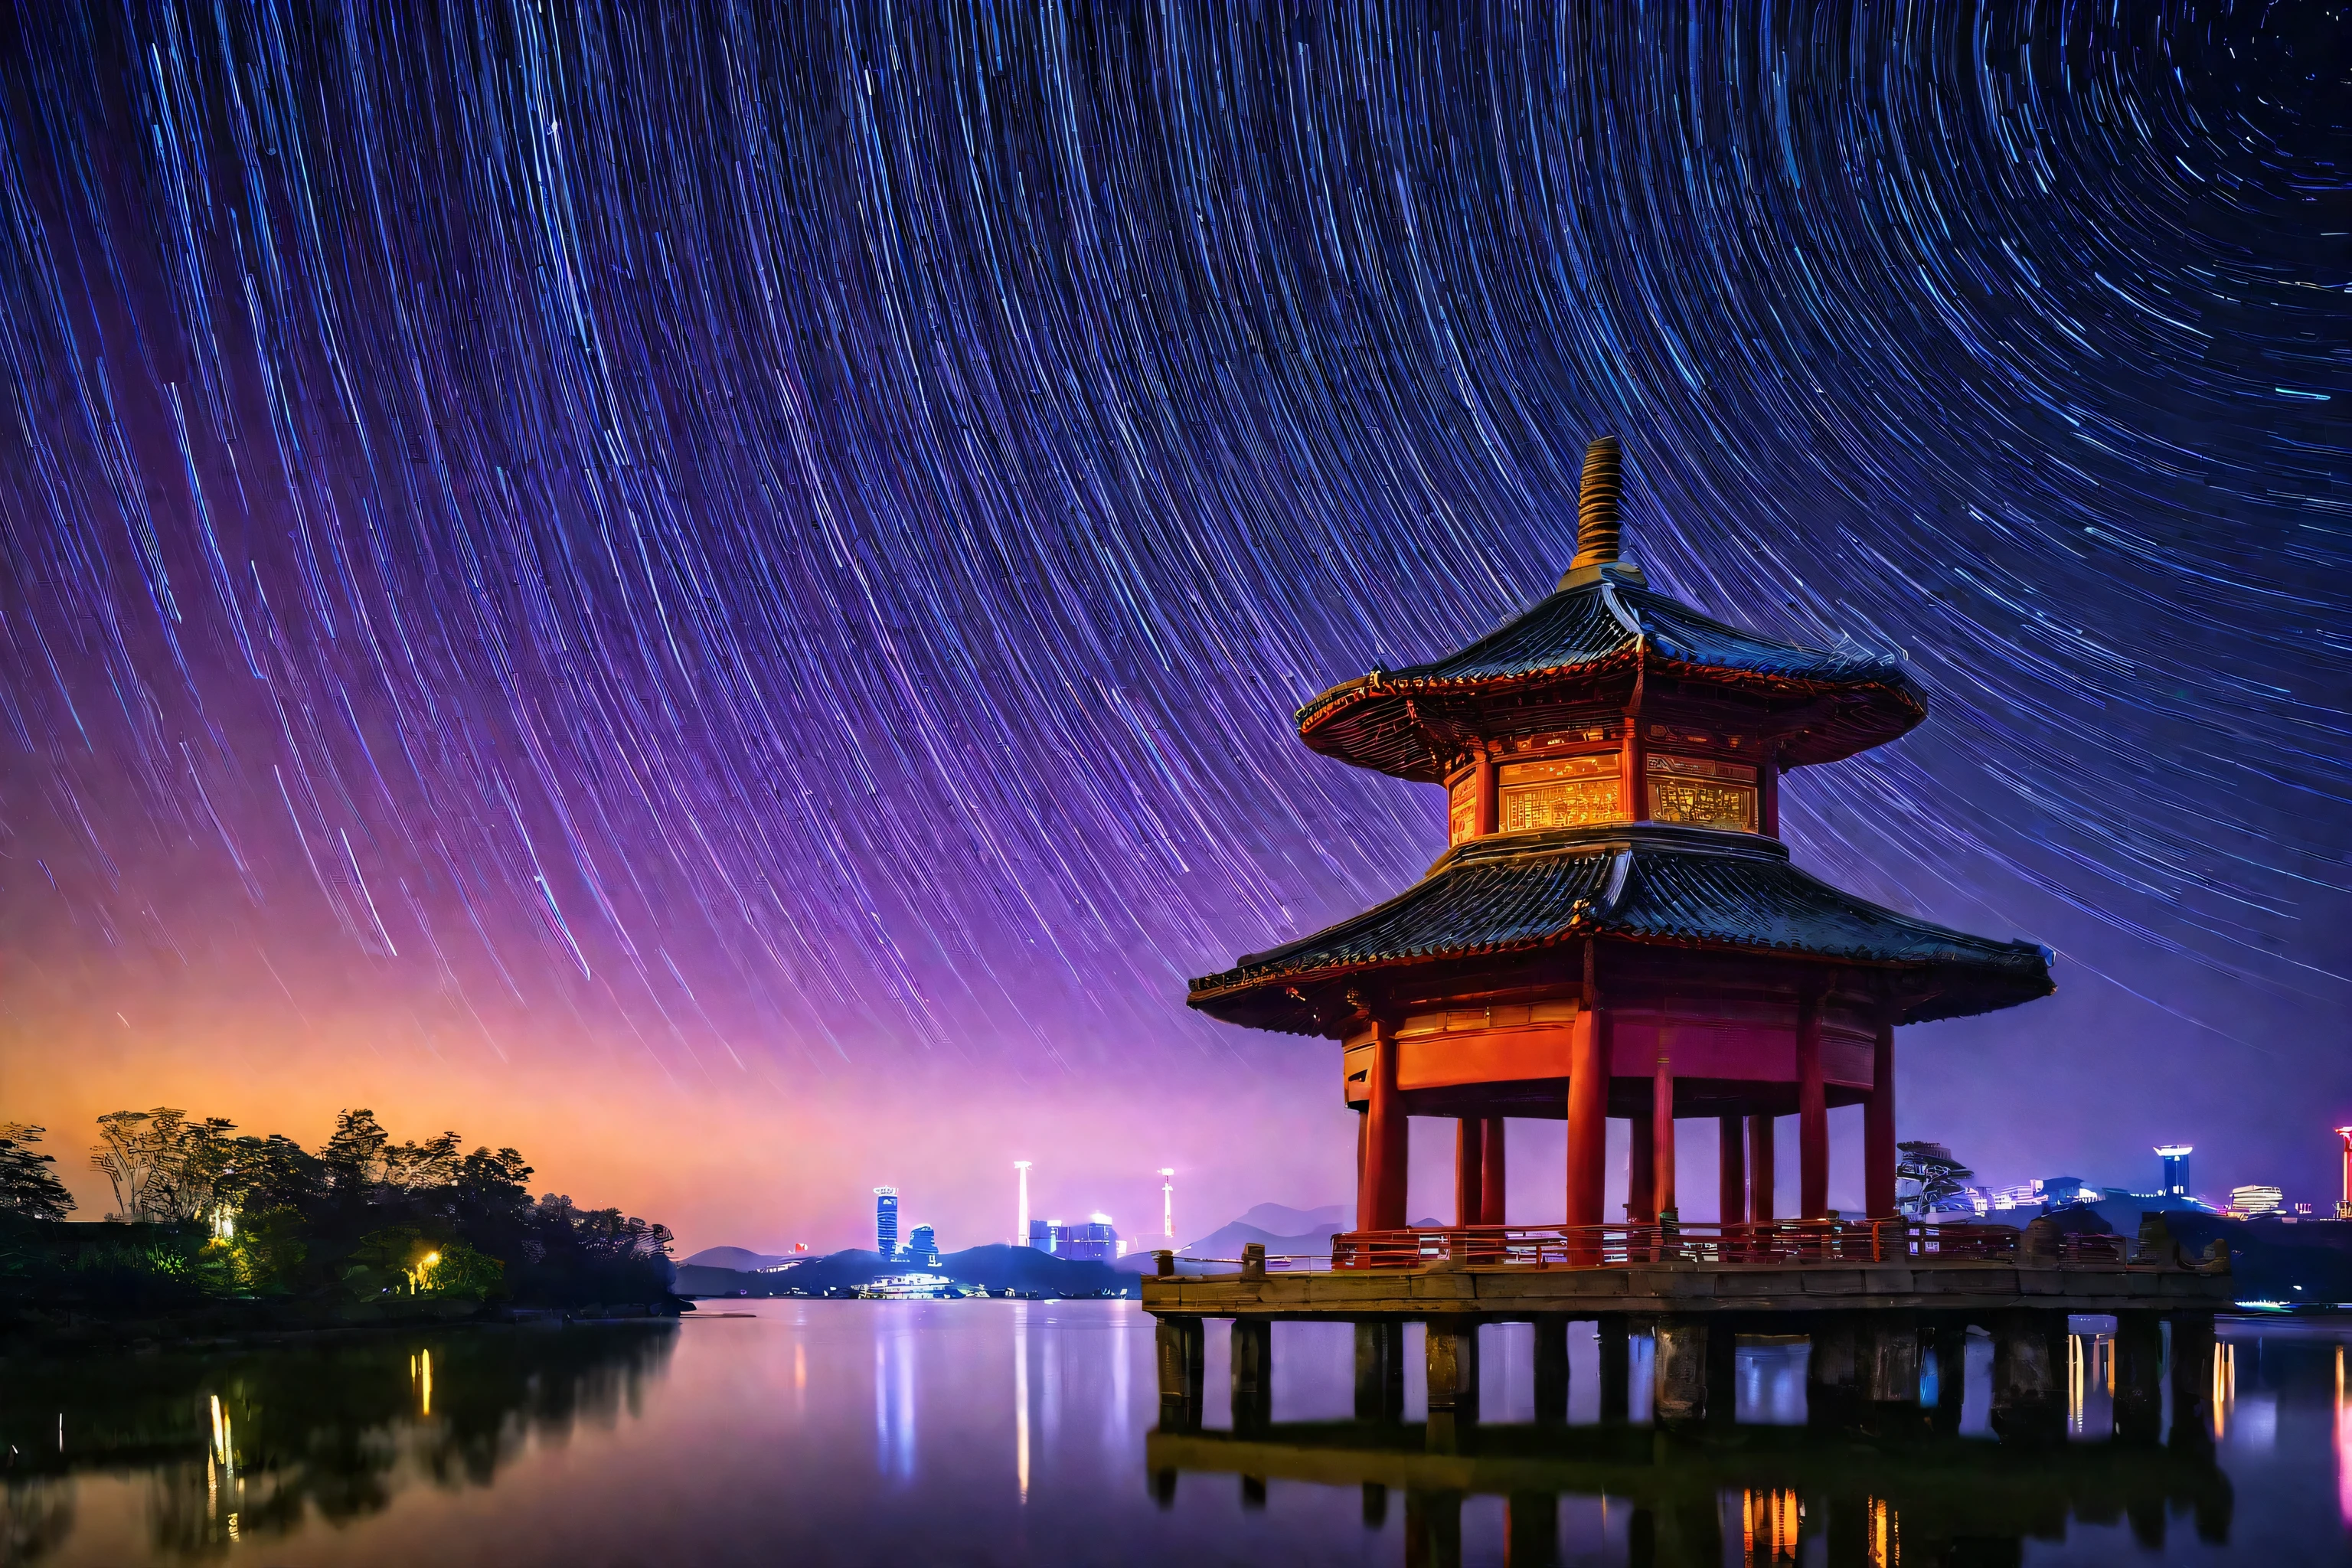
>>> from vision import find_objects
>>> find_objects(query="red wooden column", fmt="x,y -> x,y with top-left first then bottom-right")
1627,1105 -> 1656,1223
1748,1115 -> 1776,1222
1355,1109 -> 1369,1229
1364,1020 -> 1409,1232
1796,988 -> 1829,1220
1479,1117 -> 1507,1226
1454,1119 -> 1485,1228
1651,1053 -> 1677,1217
1475,749 -> 1500,836
1718,1117 -> 1745,1224
1619,714 -> 1647,823
1565,943 -> 1609,1234
1865,1018 -> 1898,1218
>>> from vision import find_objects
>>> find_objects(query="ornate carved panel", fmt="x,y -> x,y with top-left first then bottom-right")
1447,775 -> 1477,844
1499,753 -> 1623,831
1645,753 -> 1758,831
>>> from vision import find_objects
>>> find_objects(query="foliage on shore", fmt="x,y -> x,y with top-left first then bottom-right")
0,1106 -> 677,1328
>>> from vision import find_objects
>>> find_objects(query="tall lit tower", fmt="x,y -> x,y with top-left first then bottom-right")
2335,1127 -> 2352,1220
1014,1161 -> 1032,1246
1159,1168 -> 1175,1240
874,1187 -> 900,1259
2154,1145 -> 2192,1199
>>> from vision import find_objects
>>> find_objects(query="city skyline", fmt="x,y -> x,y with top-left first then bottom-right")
760,1125 -> 2347,1260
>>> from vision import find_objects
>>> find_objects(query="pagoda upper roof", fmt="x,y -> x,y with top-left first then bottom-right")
1296,566 -> 1927,780
1187,823 -> 2052,1035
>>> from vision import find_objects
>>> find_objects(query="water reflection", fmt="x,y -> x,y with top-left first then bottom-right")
1141,1321 -> 2352,1563
5,1306 -> 2348,1564
1148,1406 -> 2236,1563
1013,1299 -> 1031,1503
2,1324 -> 672,1563
2338,1344 -> 2351,1528
1737,1487 -> 1800,1564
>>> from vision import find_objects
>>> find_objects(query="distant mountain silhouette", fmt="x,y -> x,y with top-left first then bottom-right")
678,1244 -> 1126,1298
1231,1202 -> 1349,1233
679,1246 -> 796,1271
1112,1202 -> 1442,1272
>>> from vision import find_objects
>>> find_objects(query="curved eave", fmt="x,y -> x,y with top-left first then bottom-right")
1188,928 -> 2051,1036
1296,652 -> 1925,781
1184,826 -> 2050,1036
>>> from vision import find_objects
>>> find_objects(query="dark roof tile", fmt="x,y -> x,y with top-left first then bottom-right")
1189,824 -> 2051,1032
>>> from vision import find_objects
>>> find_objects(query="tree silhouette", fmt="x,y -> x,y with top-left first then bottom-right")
0,1122 -> 74,1220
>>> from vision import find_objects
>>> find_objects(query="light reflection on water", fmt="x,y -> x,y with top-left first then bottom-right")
2339,1344 -> 2352,1528
2,1306 -> 2349,1564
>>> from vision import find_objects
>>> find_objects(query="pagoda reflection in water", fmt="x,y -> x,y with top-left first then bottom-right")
1146,1322 -> 2236,1567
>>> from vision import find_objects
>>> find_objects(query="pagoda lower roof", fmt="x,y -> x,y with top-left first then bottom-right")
1296,571 -> 1926,779
1187,823 -> 2052,1034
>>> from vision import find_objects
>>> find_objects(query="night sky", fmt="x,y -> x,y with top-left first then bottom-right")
2,4 -> 2344,1251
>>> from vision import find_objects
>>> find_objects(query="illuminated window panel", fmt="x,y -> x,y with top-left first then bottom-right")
1447,776 -> 1477,844
1645,752 -> 1759,832
1500,754 -> 1622,831
1501,755 -> 1617,786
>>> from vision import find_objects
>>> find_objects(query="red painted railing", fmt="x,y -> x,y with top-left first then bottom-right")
1305,1219 -> 2136,1271
1161,1221 -> 2144,1276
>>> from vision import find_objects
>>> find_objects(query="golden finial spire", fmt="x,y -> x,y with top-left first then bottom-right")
1569,436 -> 1622,570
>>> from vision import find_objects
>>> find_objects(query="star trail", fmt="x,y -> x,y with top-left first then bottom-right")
0,4 -> 2344,1203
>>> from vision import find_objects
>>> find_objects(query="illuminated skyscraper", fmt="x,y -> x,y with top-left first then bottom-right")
1014,1161 -> 1033,1246
1159,1168 -> 1175,1240
2228,1185 -> 2282,1218
907,1223 -> 939,1266
874,1187 -> 900,1259
1025,1216 -> 1120,1262
2335,1127 -> 2352,1220
2154,1145 -> 2192,1198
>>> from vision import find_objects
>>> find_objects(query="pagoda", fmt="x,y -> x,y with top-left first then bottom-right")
1187,438 -> 2054,1243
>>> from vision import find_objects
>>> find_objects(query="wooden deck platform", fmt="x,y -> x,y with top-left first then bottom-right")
1140,1217 -> 2237,1321
1140,1256 -> 2237,1319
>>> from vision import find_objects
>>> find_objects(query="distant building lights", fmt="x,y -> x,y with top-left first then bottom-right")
2228,1184 -> 2283,1219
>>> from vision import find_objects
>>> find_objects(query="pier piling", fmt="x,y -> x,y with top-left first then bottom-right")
2113,1310 -> 2163,1445
1531,1314 -> 1570,1423
1652,1318 -> 1708,1425
1806,1316 -> 1857,1428
1991,1311 -> 2063,1442
1356,1319 -> 1406,1422
1230,1318 -> 1272,1434
1425,1317 -> 1480,1452
1597,1315 -> 1632,1423
1155,1315 -> 1204,1430
2169,1312 -> 2217,1464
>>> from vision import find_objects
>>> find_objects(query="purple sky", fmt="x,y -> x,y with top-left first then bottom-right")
2,5 -> 2344,1252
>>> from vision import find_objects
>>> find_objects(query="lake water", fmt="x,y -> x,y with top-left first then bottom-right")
5,1305 -> 2348,1565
